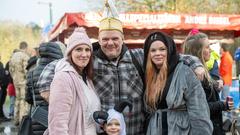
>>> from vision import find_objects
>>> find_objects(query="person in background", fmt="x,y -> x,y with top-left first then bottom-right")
184,31 -> 233,135
7,77 -> 15,119
207,50 -> 221,79
0,55 -> 10,121
144,31 -> 213,135
4,49 -> 19,119
25,47 -> 39,71
9,41 -> 30,126
37,41 -> 66,103
206,50 -> 224,92
220,43 -> 233,100
25,42 -> 65,135
44,27 -> 100,135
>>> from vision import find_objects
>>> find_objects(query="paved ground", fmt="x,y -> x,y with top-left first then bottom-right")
0,121 -> 18,135
0,104 -> 237,135
0,104 -> 18,135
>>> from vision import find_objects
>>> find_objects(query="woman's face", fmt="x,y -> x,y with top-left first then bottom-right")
202,38 -> 211,61
71,44 -> 91,72
104,119 -> 121,135
150,41 -> 167,69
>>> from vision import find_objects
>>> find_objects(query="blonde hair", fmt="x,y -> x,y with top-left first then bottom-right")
183,32 -> 211,81
144,52 -> 168,111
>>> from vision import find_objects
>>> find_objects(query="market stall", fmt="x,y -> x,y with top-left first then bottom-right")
48,12 -> 240,51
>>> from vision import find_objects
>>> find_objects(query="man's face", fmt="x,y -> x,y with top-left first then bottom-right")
98,30 -> 123,60
220,47 -> 223,55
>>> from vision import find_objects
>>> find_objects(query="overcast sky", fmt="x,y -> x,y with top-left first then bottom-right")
0,0 -> 94,26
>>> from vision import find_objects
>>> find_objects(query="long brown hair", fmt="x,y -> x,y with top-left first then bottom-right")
144,52 -> 168,111
183,32 -> 211,81
67,49 -> 93,80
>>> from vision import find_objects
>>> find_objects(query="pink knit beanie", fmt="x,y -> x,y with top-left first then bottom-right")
65,27 -> 92,56
188,28 -> 200,36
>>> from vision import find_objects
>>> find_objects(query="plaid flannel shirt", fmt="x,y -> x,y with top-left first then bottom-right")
93,48 -> 145,135
36,60 -> 58,93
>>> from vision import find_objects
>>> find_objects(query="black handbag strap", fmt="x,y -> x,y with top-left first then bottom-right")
28,105 -> 32,116
26,70 -> 36,116
129,50 -> 144,83
30,70 -> 36,107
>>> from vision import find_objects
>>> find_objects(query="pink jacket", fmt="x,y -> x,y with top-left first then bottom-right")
44,59 -> 98,135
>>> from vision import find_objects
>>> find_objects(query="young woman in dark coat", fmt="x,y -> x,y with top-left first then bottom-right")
184,31 -> 233,135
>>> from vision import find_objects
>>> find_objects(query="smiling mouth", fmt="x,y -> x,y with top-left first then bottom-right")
109,131 -> 118,134
107,48 -> 116,51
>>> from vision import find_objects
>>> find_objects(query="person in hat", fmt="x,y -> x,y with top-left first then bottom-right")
44,27 -> 100,135
144,31 -> 213,135
95,1 -> 207,134
38,1 -> 205,134
184,31 -> 233,135
93,100 -> 132,135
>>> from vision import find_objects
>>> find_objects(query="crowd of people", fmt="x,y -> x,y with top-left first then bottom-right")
0,0 -> 237,135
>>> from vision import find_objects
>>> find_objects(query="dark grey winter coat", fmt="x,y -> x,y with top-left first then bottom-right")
147,62 -> 213,135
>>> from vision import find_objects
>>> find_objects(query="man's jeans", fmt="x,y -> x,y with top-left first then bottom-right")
9,96 -> 15,116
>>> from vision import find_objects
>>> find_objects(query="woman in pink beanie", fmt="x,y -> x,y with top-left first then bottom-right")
44,27 -> 100,135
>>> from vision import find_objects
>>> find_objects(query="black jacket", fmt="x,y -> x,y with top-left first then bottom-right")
202,78 -> 227,135
0,62 -> 8,89
25,42 -> 64,135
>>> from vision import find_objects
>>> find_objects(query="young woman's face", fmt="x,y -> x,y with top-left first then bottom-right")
150,41 -> 167,69
71,44 -> 91,72
104,119 -> 121,135
202,38 -> 211,61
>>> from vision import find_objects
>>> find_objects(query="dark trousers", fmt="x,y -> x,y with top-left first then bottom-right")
0,86 -> 7,117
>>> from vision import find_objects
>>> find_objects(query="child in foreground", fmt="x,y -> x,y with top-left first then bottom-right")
93,100 -> 132,135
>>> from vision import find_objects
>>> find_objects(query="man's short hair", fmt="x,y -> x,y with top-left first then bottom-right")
19,41 -> 28,49
221,43 -> 229,52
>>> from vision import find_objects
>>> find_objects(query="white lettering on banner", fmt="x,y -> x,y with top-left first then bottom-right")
208,17 -> 230,25
84,12 -> 232,26
119,13 -> 181,24
185,15 -> 207,24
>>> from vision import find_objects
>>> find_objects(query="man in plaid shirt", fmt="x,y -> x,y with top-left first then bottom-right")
37,2 -> 205,135
37,44 -> 204,135
37,15 -> 206,135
